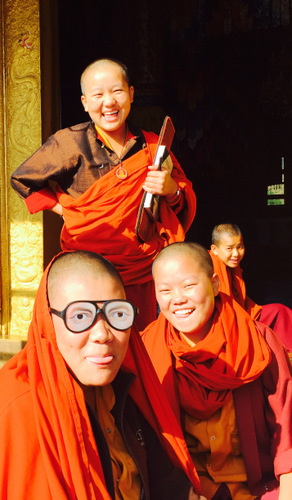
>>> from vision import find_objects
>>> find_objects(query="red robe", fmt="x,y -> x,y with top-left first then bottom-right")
0,253 -> 201,498
210,250 -> 292,351
141,294 -> 292,497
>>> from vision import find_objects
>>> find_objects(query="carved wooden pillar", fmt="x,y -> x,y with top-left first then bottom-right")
0,0 -> 43,341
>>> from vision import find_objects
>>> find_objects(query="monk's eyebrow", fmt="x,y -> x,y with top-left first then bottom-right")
90,87 -> 103,93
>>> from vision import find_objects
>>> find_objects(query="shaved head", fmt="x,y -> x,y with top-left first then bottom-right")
153,242 -> 214,279
47,251 -> 124,305
80,58 -> 130,95
153,242 -> 219,341
212,224 -> 242,246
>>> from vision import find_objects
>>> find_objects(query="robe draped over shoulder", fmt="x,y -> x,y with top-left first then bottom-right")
58,132 -> 196,286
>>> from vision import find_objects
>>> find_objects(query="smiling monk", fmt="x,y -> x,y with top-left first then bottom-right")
141,242 -> 292,500
210,223 -> 292,352
10,58 -> 196,330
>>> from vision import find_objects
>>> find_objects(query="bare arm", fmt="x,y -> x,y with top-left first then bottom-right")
50,203 -> 63,216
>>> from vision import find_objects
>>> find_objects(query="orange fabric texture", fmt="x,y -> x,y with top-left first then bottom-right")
57,131 -> 196,286
0,254 -> 201,498
209,250 -> 262,320
142,294 -> 271,420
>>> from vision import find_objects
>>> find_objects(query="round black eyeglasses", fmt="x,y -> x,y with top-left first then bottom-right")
50,299 -> 138,333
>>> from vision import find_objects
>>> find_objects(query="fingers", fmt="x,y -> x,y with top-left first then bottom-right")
143,170 -> 168,194
143,167 -> 177,196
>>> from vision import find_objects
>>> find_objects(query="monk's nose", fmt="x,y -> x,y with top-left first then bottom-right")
172,290 -> 186,303
89,314 -> 113,343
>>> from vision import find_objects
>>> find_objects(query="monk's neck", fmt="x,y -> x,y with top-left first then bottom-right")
100,125 -> 128,157
179,330 -> 207,347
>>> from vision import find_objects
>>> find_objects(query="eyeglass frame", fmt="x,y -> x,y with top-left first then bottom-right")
49,299 -> 138,333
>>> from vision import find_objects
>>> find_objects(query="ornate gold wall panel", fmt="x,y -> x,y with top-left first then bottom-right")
1,0 -> 43,338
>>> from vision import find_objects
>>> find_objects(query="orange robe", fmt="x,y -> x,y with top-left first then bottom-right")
58,133 -> 196,285
0,253 -> 201,498
57,132 -> 196,329
141,294 -> 271,421
210,250 -> 292,351
141,294 -> 292,496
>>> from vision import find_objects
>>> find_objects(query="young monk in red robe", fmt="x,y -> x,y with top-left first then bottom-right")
0,250 -> 204,499
10,58 -> 196,330
210,223 -> 292,353
142,242 -> 292,499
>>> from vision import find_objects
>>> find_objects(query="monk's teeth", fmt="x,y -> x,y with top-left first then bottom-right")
174,309 -> 193,316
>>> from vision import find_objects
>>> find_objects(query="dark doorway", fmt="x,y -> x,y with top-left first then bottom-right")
43,0 -> 292,307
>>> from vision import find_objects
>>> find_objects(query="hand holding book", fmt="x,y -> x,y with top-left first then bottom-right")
142,148 -> 177,214
135,116 -> 176,242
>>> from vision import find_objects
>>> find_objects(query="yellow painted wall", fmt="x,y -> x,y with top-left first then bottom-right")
0,0 -> 43,339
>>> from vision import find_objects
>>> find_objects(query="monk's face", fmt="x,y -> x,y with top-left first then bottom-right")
81,62 -> 134,137
211,234 -> 245,268
50,270 -> 130,387
153,253 -> 219,344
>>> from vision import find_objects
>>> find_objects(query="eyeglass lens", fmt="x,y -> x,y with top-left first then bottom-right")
65,300 -> 135,332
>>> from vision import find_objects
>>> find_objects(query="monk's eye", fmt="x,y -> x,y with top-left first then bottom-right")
71,311 -> 93,323
75,313 -> 87,320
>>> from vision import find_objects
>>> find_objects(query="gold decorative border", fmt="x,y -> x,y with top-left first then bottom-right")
1,0 -> 43,338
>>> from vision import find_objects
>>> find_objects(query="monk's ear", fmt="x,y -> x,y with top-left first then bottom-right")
129,85 -> 134,103
211,273 -> 220,297
81,94 -> 88,112
211,244 -> 218,255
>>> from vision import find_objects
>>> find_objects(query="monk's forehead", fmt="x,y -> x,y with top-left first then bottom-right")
219,233 -> 243,244
58,264 -> 113,282
48,263 -> 116,293
153,245 -> 213,278
154,247 -> 197,270
83,60 -> 123,83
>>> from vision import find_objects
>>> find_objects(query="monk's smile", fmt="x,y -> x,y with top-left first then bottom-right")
103,110 -> 119,121
154,253 -> 219,342
173,308 -> 194,318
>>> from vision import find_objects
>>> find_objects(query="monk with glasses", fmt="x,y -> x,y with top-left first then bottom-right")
0,249 -> 204,500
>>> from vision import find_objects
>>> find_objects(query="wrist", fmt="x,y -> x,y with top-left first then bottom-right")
166,186 -> 182,206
